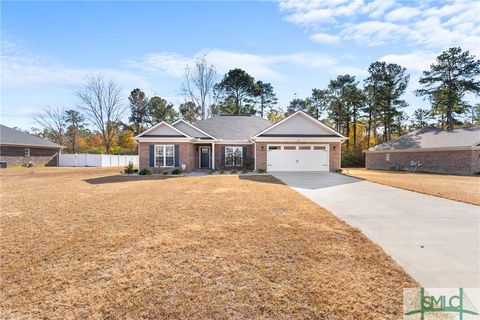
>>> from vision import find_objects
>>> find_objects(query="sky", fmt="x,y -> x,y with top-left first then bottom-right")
1,0 -> 479,130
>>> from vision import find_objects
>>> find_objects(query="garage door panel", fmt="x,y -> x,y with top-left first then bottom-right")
267,145 -> 329,171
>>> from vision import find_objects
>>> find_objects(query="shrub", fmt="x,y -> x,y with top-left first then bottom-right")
336,168 -> 343,173
22,162 -> 34,168
124,162 -> 135,174
163,171 -> 168,175
341,150 -> 364,168
171,168 -> 181,175
243,157 -> 254,170
207,169 -> 214,175
219,169 -> 224,174
139,168 -> 152,176
257,169 -> 266,173
134,169 -> 139,173
241,168 -> 248,174
231,170 -> 237,174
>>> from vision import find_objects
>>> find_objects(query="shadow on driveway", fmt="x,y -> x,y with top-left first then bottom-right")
270,171 -> 362,190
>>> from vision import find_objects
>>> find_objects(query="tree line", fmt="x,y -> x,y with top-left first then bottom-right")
30,46 -> 479,157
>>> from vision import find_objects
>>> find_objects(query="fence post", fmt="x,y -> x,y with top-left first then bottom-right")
75,153 -> 78,167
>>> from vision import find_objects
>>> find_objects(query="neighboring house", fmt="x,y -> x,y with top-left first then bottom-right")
366,126 -> 480,175
135,111 -> 346,173
0,124 -> 63,167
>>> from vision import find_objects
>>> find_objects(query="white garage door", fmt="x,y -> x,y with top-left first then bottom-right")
267,145 -> 329,171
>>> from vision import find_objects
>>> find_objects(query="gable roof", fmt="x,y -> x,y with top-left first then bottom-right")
135,121 -> 192,139
172,119 -> 215,140
253,111 -> 346,139
368,126 -> 480,151
193,115 -> 272,141
0,124 -> 63,148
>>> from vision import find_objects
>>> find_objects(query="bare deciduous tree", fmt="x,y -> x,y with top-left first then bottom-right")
182,56 -> 216,119
76,74 -> 125,154
34,106 -> 67,145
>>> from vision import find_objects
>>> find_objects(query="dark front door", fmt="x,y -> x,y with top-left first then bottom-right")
200,147 -> 210,168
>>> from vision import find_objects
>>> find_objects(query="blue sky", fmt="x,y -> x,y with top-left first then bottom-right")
1,0 -> 479,130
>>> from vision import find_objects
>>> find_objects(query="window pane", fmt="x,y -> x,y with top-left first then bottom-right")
165,156 -> 174,166
156,145 -> 164,155
268,146 -> 280,150
226,154 -> 233,166
234,149 -> 242,166
299,146 -> 311,150
283,146 -> 296,150
155,156 -> 163,167
313,146 -> 326,150
165,145 -> 174,156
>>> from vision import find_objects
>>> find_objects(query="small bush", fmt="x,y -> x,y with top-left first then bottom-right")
124,162 -> 135,174
22,162 -> 34,168
341,150 -> 364,167
134,169 -> 139,173
171,168 -> 181,175
139,168 -> 152,176
219,169 -> 224,174
241,168 -> 248,174
207,169 -> 214,175
163,171 -> 168,175
231,170 -> 237,174
335,168 -> 343,173
257,169 -> 266,173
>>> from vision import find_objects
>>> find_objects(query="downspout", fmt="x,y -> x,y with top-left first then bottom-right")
253,141 -> 257,172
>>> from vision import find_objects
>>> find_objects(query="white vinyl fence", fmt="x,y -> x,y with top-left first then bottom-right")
59,154 -> 139,167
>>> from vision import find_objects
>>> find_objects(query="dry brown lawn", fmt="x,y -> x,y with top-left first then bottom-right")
1,167 -> 417,319
344,168 -> 480,206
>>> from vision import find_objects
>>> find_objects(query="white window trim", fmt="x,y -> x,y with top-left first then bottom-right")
154,144 -> 175,167
225,146 -> 243,167
24,148 -> 30,157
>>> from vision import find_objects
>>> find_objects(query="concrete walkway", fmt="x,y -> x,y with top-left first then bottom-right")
272,172 -> 480,288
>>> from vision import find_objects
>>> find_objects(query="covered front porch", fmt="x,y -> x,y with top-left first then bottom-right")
193,142 -> 216,170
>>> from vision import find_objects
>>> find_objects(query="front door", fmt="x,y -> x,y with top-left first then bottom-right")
200,147 -> 210,168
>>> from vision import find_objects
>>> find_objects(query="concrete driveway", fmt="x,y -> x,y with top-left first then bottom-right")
272,171 -> 480,288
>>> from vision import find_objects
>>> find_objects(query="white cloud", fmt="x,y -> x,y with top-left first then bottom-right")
278,0 -> 480,51
310,32 -> 341,44
379,51 -> 437,73
342,21 -> 409,46
1,40 -> 151,89
385,7 -> 421,22
130,49 -> 354,81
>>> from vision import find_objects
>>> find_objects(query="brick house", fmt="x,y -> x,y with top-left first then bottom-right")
365,126 -> 480,175
135,111 -> 346,173
0,124 -> 63,167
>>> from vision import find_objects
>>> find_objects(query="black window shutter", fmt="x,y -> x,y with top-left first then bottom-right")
221,146 -> 225,166
242,146 -> 247,161
149,145 -> 155,167
174,145 -> 180,167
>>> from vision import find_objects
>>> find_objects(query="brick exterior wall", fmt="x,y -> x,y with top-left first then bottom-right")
0,146 -> 60,167
139,141 -> 343,173
366,149 -> 480,175
255,141 -> 342,172
139,142 -> 196,173
214,144 -> 254,170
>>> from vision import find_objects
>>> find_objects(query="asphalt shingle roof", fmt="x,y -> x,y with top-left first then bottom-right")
193,115 -> 272,140
369,126 -> 480,151
0,124 -> 63,148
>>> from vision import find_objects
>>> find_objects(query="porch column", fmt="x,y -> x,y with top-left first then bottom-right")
212,141 -> 215,169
